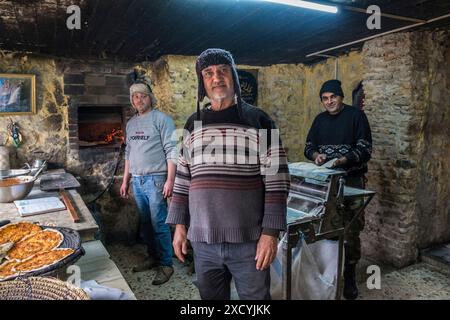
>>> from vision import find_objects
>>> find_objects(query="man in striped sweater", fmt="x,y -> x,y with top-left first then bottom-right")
166,49 -> 290,300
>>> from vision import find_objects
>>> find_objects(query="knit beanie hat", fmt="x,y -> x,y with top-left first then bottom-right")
129,82 -> 156,108
195,48 -> 242,120
319,79 -> 344,98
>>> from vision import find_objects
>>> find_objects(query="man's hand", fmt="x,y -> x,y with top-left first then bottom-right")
120,182 -> 129,198
331,156 -> 347,168
163,179 -> 174,198
173,224 -> 188,263
314,153 -> 327,166
255,234 -> 278,270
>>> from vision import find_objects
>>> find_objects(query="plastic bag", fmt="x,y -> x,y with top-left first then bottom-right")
270,234 -> 339,300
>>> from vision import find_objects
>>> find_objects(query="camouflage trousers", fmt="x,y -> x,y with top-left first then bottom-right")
341,175 -> 366,264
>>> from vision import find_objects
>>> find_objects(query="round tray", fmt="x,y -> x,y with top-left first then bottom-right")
0,276 -> 89,300
1,225 -> 85,281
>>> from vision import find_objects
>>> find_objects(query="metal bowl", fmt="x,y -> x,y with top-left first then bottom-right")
0,176 -> 36,203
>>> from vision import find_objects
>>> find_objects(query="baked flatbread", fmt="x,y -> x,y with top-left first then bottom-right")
0,260 -> 19,280
7,229 -> 63,261
13,248 -> 74,273
0,222 -> 42,246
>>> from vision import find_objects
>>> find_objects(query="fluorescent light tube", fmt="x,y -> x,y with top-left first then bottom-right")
262,0 -> 338,13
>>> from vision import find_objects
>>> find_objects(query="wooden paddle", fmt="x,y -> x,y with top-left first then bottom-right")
59,189 -> 80,223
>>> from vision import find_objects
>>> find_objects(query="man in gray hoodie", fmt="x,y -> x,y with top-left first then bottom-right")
120,81 -> 176,285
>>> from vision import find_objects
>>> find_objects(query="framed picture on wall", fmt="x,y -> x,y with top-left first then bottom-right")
238,69 -> 258,105
0,74 -> 36,115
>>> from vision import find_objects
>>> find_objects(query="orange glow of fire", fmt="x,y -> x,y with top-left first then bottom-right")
105,128 -> 124,144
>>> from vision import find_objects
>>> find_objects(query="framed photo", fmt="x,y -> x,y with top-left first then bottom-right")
0,74 -> 36,115
238,69 -> 258,105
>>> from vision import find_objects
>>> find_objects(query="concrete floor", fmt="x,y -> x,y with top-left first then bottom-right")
358,261 -> 450,300
106,242 -> 450,300
106,242 -> 200,300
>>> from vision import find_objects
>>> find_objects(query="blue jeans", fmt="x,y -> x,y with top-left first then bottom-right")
132,175 -> 173,266
191,241 -> 271,300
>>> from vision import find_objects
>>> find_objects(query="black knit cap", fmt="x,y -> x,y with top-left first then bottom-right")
195,48 -> 242,120
319,79 -> 344,98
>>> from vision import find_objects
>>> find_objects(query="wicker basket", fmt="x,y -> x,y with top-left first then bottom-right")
0,276 -> 89,300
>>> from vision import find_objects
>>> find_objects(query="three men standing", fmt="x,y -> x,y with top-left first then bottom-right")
120,59 -> 371,300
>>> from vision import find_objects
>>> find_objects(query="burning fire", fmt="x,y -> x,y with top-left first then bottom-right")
104,128 -> 125,144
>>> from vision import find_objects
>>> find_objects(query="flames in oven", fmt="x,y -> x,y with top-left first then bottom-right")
77,106 -> 126,148
104,128 -> 124,144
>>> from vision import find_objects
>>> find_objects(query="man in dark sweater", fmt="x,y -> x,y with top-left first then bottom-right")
304,79 -> 372,300
167,49 -> 290,300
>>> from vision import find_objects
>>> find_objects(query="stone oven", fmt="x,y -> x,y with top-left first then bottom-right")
77,106 -> 125,149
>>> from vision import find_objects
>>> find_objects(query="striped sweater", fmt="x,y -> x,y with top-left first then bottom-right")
166,102 -> 290,243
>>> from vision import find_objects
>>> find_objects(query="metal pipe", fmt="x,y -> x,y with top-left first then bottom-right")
306,13 -> 450,58
335,57 -> 338,79
282,232 -> 292,300
314,53 -> 338,78
335,233 -> 345,300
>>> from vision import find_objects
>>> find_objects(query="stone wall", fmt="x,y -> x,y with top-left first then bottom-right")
256,63 -> 305,161
412,31 -> 450,250
361,33 -> 418,267
0,53 -> 68,168
145,56 -> 198,129
361,31 -> 450,267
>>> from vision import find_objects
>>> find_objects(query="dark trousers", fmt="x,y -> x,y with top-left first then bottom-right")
342,175 -> 366,264
191,241 -> 271,300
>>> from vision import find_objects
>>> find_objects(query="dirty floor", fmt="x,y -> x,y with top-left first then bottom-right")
106,242 -> 450,300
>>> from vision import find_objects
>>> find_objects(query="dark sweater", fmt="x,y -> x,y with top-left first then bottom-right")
166,102 -> 290,243
304,105 -> 372,177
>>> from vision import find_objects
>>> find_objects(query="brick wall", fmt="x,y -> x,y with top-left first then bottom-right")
58,59 -> 134,165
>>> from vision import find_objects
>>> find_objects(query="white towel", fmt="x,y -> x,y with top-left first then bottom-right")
80,280 -> 133,300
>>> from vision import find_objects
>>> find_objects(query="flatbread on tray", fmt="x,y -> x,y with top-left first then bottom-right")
0,222 -> 42,246
13,248 -> 75,274
6,229 -> 64,261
